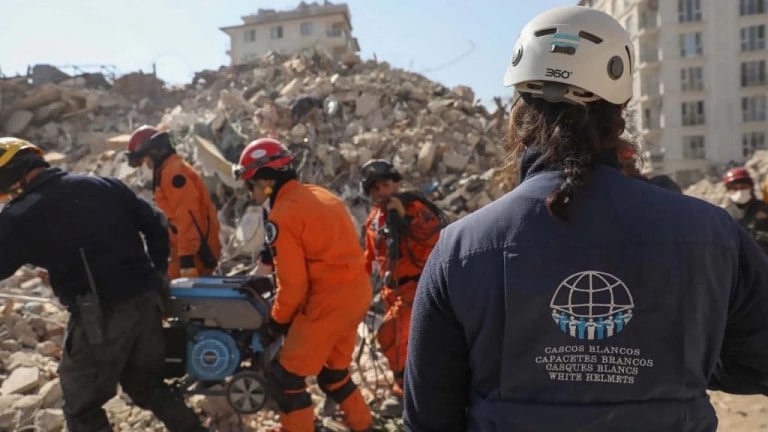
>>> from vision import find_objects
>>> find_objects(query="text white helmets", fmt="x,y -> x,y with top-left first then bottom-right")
503,6 -> 634,105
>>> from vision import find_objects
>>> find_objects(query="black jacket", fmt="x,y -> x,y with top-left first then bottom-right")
0,168 -> 169,309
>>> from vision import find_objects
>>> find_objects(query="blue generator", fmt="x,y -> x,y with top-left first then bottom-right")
162,275 -> 281,414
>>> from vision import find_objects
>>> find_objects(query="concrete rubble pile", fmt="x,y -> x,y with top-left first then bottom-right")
161,49 -> 511,222
685,150 -> 768,206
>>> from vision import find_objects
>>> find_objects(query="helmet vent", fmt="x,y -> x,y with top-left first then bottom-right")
578,31 -> 603,44
534,28 -> 557,37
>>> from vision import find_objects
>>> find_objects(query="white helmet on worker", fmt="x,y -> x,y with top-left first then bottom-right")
503,6 -> 634,105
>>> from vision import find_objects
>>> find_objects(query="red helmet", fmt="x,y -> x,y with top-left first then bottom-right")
126,125 -> 159,167
234,138 -> 294,181
723,167 -> 752,186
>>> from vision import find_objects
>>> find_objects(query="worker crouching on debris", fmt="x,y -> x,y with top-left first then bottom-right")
723,167 -> 768,253
360,159 -> 445,415
234,138 -> 373,432
0,137 -> 207,432
404,6 -> 768,431
127,125 -> 221,279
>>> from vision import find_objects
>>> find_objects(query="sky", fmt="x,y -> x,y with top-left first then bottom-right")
0,0 -> 574,106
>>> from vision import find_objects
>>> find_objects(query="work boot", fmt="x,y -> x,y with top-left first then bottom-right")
378,395 -> 403,418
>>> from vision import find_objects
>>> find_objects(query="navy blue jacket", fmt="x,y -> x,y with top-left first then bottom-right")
404,157 -> 768,432
0,168 -> 169,310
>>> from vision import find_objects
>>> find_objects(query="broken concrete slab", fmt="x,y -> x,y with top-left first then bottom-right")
38,378 -> 62,409
35,408 -> 64,432
1,367 -> 40,395
4,110 -> 34,135
355,93 -> 379,118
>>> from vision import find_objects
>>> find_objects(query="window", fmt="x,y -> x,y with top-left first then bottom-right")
678,0 -> 702,22
743,95 -> 768,121
640,10 -> 658,29
327,22 -> 344,38
743,132 -> 767,158
741,25 -> 766,51
680,32 -> 703,57
243,29 -> 256,43
300,22 -> 314,36
741,60 -> 767,87
270,26 -> 283,39
681,101 -> 705,125
741,0 -> 767,15
682,136 -> 706,159
680,66 -> 704,91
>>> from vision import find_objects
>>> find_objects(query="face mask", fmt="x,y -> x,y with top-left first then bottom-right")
729,189 -> 752,205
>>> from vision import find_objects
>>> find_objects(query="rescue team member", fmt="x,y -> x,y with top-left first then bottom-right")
360,159 -> 445,409
234,138 -> 373,432
405,6 -> 768,431
127,125 -> 221,279
0,138 -> 207,432
723,167 -> 768,253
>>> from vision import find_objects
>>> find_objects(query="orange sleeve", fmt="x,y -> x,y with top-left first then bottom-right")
401,200 -> 442,266
160,163 -> 203,259
269,207 -> 310,324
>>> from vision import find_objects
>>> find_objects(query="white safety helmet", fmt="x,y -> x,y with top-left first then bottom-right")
503,6 -> 634,105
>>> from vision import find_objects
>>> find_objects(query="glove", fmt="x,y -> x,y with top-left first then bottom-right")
260,319 -> 290,345
180,267 -> 199,278
239,274 -> 274,297
386,197 -> 405,217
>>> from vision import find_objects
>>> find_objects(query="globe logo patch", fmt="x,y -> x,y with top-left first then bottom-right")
550,271 -> 634,340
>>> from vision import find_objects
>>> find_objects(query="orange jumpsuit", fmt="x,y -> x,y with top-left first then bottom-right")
364,194 -> 442,395
268,180 -> 372,432
154,154 -> 221,278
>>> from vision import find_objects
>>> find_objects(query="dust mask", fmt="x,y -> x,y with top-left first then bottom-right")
729,189 -> 752,205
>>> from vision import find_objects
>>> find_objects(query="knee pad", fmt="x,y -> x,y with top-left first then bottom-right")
317,367 -> 357,404
268,360 -> 311,413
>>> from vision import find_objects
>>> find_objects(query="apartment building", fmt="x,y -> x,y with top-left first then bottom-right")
579,0 -> 768,186
221,1 -> 360,65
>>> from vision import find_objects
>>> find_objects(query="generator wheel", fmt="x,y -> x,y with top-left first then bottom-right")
227,371 -> 267,414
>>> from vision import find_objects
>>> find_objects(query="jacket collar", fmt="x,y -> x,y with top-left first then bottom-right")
270,178 -> 300,208
519,147 -> 620,183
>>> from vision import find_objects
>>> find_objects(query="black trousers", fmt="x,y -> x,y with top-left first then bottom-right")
59,292 -> 206,432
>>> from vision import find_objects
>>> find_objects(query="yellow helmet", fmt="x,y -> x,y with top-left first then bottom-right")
0,137 -> 45,194
0,138 -> 43,168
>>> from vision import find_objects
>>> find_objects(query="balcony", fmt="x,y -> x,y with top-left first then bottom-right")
637,49 -> 661,70
640,80 -> 662,101
637,13 -> 659,37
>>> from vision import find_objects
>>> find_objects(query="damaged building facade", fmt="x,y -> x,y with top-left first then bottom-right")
220,1 -> 360,65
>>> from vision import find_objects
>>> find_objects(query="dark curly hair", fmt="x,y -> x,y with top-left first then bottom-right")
504,93 -> 637,220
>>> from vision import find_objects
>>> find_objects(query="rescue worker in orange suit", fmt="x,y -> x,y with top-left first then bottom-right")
127,125 -> 221,279
360,159 -> 446,412
234,138 -> 373,432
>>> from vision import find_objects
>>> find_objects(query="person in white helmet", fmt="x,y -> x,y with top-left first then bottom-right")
404,6 -> 768,431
